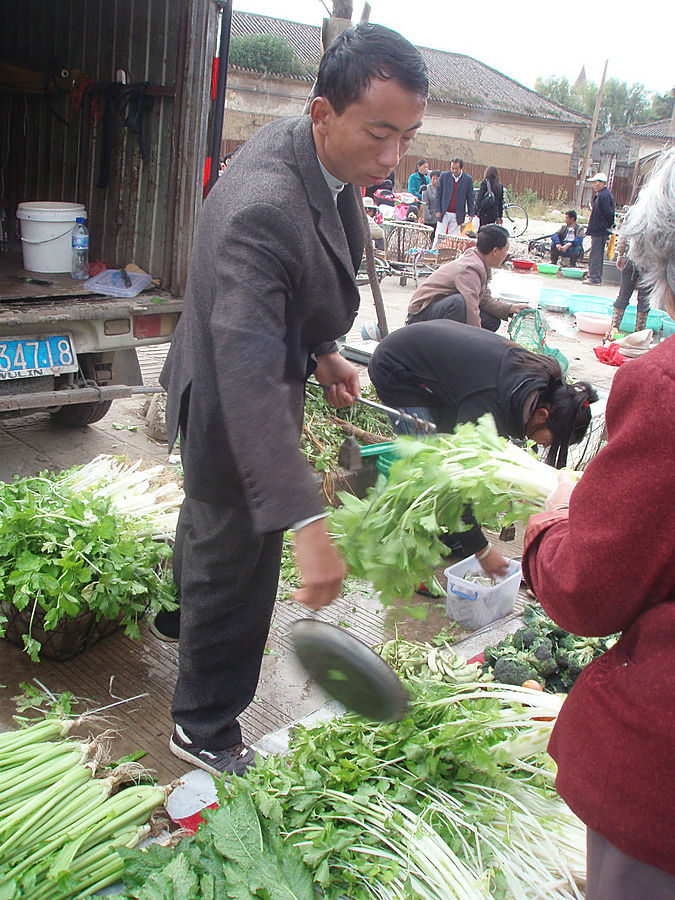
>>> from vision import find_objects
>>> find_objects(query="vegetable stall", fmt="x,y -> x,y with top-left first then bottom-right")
0,414 -> 615,897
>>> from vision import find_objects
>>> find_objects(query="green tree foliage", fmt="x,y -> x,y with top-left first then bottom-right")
647,88 -> 675,121
229,34 -> 306,77
535,74 -> 661,130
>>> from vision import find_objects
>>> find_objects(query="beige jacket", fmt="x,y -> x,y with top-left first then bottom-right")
407,247 -> 512,327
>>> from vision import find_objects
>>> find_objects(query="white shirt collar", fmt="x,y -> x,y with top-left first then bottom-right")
317,156 -> 346,204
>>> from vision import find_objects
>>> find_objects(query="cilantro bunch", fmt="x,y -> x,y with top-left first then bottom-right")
0,471 -> 177,661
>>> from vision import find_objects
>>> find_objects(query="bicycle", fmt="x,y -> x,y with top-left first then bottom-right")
501,190 -> 529,238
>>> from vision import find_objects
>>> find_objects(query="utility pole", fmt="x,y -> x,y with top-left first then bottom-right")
575,59 -> 608,208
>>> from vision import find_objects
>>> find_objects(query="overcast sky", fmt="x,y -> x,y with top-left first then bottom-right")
232,0 -> 672,99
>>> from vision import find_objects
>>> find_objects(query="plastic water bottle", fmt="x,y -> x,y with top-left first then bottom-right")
71,217 -> 89,280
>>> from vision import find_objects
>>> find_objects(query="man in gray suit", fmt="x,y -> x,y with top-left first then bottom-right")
157,24 -> 428,776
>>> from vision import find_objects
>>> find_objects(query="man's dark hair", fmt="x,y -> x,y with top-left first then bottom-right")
417,158 -> 427,168
476,224 -> 509,254
565,209 -> 577,220
430,169 -> 441,177
450,157 -> 464,168
314,23 -> 428,115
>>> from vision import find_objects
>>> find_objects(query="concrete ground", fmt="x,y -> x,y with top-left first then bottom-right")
0,247 -> 634,777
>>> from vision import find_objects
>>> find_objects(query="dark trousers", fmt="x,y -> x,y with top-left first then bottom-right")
587,829 -> 675,899
171,495 -> 283,750
550,241 -> 581,265
407,293 -> 501,332
613,259 -> 650,312
588,234 -> 607,283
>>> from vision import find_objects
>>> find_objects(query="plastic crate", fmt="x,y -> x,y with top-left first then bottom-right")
444,555 -> 521,630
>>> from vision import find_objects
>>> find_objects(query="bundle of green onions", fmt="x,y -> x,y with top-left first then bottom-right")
330,415 -> 561,599
0,717 -> 167,899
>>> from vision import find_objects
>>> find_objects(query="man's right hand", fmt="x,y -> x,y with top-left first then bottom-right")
292,518 -> 346,611
436,212 -> 442,220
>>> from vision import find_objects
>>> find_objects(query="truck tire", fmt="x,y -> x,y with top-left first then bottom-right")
50,399 -> 113,427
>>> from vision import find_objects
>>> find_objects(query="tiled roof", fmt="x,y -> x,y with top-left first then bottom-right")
230,11 -> 589,126
623,119 -> 675,140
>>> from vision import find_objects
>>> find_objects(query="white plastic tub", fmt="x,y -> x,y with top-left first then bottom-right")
16,201 -> 86,273
445,555 -> 521,630
575,311 -> 612,334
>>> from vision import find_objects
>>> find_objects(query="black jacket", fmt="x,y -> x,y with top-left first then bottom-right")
476,179 -> 504,225
586,186 -> 615,236
368,320 -> 549,438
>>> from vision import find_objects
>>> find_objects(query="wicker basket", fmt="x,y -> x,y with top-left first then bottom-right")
1,601 -> 122,660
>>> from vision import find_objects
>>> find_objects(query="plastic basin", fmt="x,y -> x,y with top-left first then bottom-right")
537,263 -> 559,275
662,316 -> 675,338
560,267 -> 585,279
567,295 -> 613,315
539,290 -> 569,311
512,258 -> 537,271
576,311 -> 612,334
619,306 -> 668,333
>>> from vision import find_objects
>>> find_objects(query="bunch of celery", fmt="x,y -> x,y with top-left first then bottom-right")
0,717 -> 167,900
330,415 -> 560,599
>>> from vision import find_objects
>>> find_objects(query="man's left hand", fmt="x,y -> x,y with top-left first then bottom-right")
315,351 -> 361,409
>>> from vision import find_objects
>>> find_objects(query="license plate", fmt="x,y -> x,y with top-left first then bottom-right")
0,335 -> 78,380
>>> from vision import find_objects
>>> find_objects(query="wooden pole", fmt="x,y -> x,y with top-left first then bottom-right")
575,60 -> 608,208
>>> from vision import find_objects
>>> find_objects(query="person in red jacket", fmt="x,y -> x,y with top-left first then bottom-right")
522,147 -> 675,898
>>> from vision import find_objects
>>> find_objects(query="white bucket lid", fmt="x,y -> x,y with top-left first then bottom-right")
17,201 -> 86,222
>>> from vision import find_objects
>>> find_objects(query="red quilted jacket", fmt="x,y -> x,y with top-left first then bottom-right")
522,336 -> 675,876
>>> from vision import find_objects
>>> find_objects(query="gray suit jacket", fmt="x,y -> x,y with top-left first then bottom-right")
160,116 -> 365,533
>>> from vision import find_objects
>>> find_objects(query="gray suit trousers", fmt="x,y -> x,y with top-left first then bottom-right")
171,493 -> 283,750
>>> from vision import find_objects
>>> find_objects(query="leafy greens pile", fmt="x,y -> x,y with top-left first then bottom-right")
330,416 -> 559,600
482,603 -> 619,692
121,647 -> 585,900
0,459 -> 179,661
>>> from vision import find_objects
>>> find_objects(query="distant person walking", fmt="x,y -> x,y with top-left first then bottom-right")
433,157 -> 475,247
475,166 -> 504,227
407,158 -> 430,200
583,173 -> 615,285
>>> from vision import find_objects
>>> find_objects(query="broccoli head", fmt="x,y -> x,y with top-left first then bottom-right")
512,626 -> 539,651
492,655 -> 539,686
483,645 -> 500,667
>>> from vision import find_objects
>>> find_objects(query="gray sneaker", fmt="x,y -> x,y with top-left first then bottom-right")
169,725 -> 256,777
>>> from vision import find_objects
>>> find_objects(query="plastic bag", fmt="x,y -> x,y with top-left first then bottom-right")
508,308 -> 569,374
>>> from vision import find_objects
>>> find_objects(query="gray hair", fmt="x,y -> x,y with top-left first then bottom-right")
621,147 -> 675,310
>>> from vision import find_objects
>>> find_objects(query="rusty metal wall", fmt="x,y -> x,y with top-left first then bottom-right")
0,0 -> 215,294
